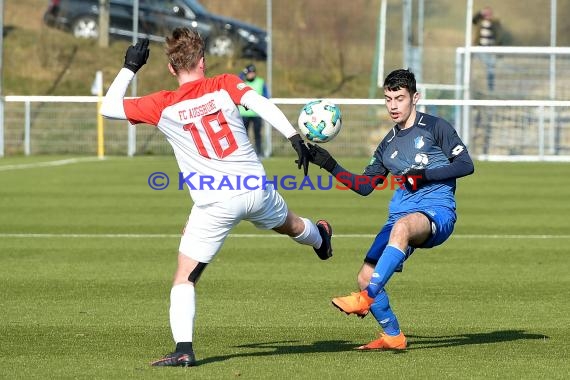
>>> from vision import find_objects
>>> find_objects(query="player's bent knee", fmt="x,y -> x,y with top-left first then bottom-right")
390,220 -> 412,240
392,214 -> 429,238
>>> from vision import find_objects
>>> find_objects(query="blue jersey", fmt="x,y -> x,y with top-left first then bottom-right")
361,112 -> 471,215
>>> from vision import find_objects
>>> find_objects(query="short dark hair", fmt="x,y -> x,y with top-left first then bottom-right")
383,69 -> 417,96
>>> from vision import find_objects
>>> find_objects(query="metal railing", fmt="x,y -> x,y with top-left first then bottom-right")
2,96 -> 570,161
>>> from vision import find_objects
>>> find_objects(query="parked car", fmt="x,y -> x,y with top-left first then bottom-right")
43,0 -> 267,59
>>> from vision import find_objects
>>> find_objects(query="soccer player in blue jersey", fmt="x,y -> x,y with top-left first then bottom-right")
308,68 -> 474,350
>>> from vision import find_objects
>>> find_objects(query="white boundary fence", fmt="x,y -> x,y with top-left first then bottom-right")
456,47 -> 570,109
1,96 -> 570,161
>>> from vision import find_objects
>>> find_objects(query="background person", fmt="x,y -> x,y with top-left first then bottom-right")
472,6 -> 504,92
239,64 -> 269,157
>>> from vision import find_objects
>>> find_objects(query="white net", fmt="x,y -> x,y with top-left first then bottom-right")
455,46 -> 570,159
465,47 -> 570,100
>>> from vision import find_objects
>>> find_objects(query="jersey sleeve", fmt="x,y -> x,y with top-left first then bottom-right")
100,68 -> 133,120
219,74 -> 254,105
123,91 -> 168,126
433,118 -> 469,159
329,142 -> 389,196
363,147 -> 389,177
241,91 -> 297,138
427,118 -> 474,180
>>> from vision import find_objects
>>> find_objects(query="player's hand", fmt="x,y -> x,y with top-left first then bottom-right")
124,38 -> 150,73
404,168 -> 427,192
307,143 -> 337,172
288,134 -> 310,176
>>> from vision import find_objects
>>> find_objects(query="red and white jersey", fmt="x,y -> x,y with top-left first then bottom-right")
124,74 -> 265,206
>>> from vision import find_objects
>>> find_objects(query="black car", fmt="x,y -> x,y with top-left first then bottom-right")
43,0 -> 267,59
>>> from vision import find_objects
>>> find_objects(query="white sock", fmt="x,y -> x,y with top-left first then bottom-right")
169,283 -> 195,343
292,217 -> 323,249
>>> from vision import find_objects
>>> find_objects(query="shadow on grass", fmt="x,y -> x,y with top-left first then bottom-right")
197,340 -> 357,365
406,329 -> 549,350
196,330 -> 548,365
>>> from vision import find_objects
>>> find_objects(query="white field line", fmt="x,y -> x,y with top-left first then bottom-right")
0,157 -> 103,172
0,233 -> 569,239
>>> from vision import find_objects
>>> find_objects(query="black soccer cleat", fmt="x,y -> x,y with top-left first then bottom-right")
314,219 -> 333,260
150,351 -> 196,367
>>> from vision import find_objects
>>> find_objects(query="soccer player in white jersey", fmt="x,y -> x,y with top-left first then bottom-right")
100,28 -> 333,367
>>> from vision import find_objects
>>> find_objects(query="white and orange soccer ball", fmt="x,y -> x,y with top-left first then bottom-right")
297,99 -> 342,143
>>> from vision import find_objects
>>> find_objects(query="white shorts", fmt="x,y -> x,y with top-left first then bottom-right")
179,184 -> 288,263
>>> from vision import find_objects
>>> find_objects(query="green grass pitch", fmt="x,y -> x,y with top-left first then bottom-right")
1,155 -> 569,379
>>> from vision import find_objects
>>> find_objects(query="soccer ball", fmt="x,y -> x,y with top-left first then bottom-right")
297,99 -> 342,143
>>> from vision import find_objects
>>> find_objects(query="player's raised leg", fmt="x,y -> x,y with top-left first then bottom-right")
332,213 -> 431,349
246,184 -> 332,260
331,247 -> 408,347
273,209 -> 333,260
333,213 -> 428,316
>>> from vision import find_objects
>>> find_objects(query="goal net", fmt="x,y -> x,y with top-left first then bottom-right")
454,46 -> 570,160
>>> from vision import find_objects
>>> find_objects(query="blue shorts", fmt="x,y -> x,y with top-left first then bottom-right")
364,206 -> 456,265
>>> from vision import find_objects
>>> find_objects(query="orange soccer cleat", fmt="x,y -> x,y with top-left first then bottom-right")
355,332 -> 407,350
331,290 -> 374,318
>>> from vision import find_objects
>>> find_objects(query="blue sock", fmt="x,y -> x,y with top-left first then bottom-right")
365,245 -> 405,298
370,289 -> 400,336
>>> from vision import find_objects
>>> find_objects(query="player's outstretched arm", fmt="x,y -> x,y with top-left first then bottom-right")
307,143 -> 337,172
100,39 -> 150,120
241,91 -> 310,175
308,144 -> 379,196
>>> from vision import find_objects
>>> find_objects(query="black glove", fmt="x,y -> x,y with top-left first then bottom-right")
288,134 -> 310,176
124,38 -> 150,73
404,168 -> 427,192
307,143 -> 337,173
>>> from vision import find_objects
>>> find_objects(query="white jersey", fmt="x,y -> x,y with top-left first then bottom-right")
124,74 -> 266,206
